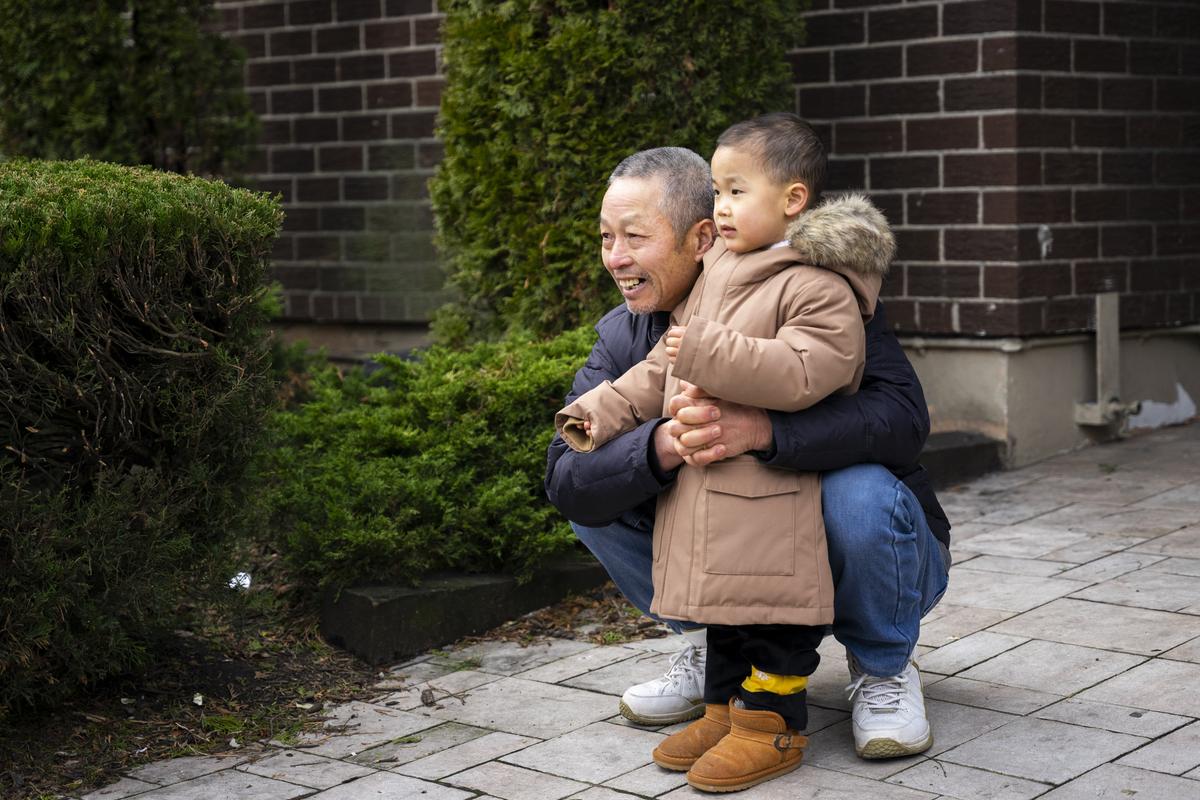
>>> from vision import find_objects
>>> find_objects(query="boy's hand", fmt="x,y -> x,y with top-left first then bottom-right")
666,382 -> 773,466
664,325 -> 687,364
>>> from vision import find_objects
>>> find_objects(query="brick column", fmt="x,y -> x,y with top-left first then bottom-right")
794,0 -> 1200,337
215,0 -> 449,325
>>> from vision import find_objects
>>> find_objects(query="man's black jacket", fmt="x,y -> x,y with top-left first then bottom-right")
544,301 -> 951,549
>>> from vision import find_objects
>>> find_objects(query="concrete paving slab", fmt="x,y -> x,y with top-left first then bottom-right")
563,651 -> 678,696
925,676 -> 1061,715
971,492 -> 1073,525
1037,763 -> 1200,799
1145,556 -> 1200,576
938,568 -> 1088,613
445,761 -> 589,800
291,701 -> 439,758
618,634 -> 689,654
1161,635 -> 1200,664
1055,551 -> 1167,583
923,699 -> 1020,757
659,764 -> 939,799
1133,525 -> 1200,558
1045,505 -> 1200,538
80,777 -> 159,799
516,646 -> 640,683
989,598 -> 1200,655
801,703 -> 850,734
382,668 -> 504,711
958,640 -> 1146,695
412,677 -> 619,738
348,721 -> 489,767
803,719 -> 923,779
1070,568 -> 1200,613
1078,658 -> 1200,717
918,631 -> 1029,676
308,771 -> 474,799
126,753 -> 251,786
122,770 -> 312,800
1039,534 -> 1149,564
397,731 -> 540,780
917,604 -> 1017,648
1033,698 -> 1193,738
240,749 -> 377,788
434,639 -> 596,676
1030,474 -> 1185,506
1130,482 -> 1200,511
570,788 -> 645,800
938,717 -> 1146,784
951,524 -> 1093,559
1117,720 -> 1200,774
602,764 -> 689,797
946,554 -> 1072,577
500,721 -> 663,784
888,759 -> 1051,800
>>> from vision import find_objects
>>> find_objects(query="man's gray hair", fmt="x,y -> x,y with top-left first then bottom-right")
608,147 -> 713,244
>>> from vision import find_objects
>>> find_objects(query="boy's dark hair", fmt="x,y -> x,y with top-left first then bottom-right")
717,112 -> 826,203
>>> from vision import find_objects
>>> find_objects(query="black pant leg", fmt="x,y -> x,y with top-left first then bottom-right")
736,624 -> 825,731
703,624 -> 750,705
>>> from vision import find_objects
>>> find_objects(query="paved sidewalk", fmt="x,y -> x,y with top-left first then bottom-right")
82,423 -> 1200,800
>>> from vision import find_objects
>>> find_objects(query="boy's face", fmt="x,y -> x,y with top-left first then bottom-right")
711,145 -> 806,254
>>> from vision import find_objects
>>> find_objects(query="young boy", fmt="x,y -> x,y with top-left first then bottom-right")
556,113 -> 893,792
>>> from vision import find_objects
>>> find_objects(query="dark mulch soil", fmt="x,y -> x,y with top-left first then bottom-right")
0,559 -> 649,800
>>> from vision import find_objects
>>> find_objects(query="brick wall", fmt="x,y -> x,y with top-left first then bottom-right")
796,0 -> 1200,336
214,0 -> 448,324
217,0 -> 1199,337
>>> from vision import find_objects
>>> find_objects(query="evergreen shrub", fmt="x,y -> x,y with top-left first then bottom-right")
0,159 -> 282,715
430,0 -> 806,343
0,0 -> 256,174
263,328 -> 595,591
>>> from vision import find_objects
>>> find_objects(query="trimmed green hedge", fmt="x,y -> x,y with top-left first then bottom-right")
263,328 -> 595,591
430,0 -> 806,343
0,159 -> 282,714
0,0 -> 256,174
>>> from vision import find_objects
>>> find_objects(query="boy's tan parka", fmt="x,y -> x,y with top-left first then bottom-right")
556,194 -> 895,627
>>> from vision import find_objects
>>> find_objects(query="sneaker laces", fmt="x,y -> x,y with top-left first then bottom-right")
845,671 -> 909,714
658,643 -> 704,695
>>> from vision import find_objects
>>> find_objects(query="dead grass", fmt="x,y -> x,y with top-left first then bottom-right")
0,552 -> 652,800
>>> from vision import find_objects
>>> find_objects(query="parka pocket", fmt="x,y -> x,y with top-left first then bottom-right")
702,461 -> 799,576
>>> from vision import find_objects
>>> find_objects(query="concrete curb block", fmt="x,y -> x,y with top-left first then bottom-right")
320,559 -> 609,664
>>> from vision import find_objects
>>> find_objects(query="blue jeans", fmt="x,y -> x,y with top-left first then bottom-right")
572,463 -> 948,677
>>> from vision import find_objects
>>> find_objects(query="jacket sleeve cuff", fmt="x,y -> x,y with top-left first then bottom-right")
646,418 -> 680,485
671,315 -> 711,385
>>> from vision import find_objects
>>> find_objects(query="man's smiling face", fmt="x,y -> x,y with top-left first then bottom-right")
599,176 -> 701,314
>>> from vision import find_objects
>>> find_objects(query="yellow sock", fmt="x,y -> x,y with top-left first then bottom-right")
741,665 -> 808,695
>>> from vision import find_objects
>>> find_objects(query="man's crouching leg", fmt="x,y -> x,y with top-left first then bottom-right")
572,521 -> 706,725
821,464 -> 949,759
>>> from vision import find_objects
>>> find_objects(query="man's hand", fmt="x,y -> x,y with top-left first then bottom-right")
664,325 -> 686,364
665,382 -> 773,467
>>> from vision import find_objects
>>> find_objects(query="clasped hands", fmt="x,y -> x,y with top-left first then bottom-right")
656,381 -> 772,469
661,325 -> 771,467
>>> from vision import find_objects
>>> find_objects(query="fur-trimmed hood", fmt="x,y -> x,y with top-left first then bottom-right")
787,192 -> 894,318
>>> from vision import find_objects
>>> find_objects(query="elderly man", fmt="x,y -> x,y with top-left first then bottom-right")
545,146 -> 950,759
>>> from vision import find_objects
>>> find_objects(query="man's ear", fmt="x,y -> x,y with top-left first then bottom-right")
689,218 -> 717,260
784,182 -> 810,218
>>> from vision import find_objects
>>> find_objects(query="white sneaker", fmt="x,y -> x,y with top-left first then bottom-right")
845,652 -> 933,759
619,632 -> 706,725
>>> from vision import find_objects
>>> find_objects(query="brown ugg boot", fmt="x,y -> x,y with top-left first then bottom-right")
685,700 -> 807,792
652,702 -> 732,771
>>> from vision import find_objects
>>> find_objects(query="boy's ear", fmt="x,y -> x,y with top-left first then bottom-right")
785,182 -> 810,218
690,218 -> 717,260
